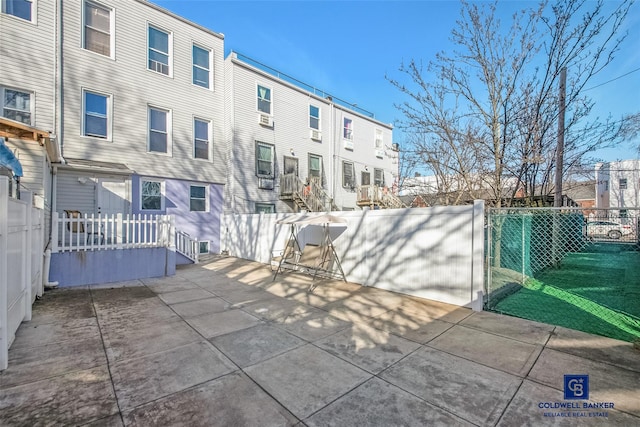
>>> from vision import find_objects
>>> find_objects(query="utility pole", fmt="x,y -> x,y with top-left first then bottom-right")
554,68 -> 567,207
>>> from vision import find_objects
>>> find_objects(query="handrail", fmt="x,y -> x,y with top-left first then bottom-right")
279,174 -> 337,212
175,230 -> 199,264
357,185 -> 406,209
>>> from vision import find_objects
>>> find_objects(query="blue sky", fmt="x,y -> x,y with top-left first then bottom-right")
152,0 -> 639,163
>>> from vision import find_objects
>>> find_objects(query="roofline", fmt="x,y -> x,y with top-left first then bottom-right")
134,0 -> 224,41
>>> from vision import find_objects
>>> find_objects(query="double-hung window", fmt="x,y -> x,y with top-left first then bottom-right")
309,154 -> 322,179
309,105 -> 320,130
2,0 -> 33,21
257,85 -> 271,115
375,129 -> 383,149
83,90 -> 109,139
141,179 -> 164,210
343,118 -> 353,140
619,178 -> 628,190
255,141 -> 274,178
84,1 -> 111,57
192,44 -> 211,89
190,185 -> 207,212
342,161 -> 355,188
148,106 -> 170,154
374,168 -> 385,187
148,25 -> 171,75
1,87 -> 32,125
194,118 -> 210,160
255,203 -> 275,214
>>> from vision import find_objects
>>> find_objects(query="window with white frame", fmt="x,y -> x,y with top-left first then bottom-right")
148,106 -> 170,153
375,129 -> 383,149
309,154 -> 322,179
255,141 -> 274,178
84,1 -> 112,57
342,161 -> 355,188
255,203 -> 275,214
194,118 -> 210,160
190,185 -> 207,212
374,168 -> 385,187
309,105 -> 320,130
199,241 -> 209,254
343,117 -> 353,141
192,44 -> 211,89
1,87 -> 32,125
148,25 -> 171,75
141,179 -> 164,210
2,0 -> 33,21
257,85 -> 271,114
619,178 -> 628,190
83,90 -> 110,139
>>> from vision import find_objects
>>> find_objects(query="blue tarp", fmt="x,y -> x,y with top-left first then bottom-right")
0,137 -> 23,177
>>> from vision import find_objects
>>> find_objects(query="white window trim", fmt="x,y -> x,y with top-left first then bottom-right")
309,104 -> 320,130
193,116 -> 212,161
374,168 -> 385,187
255,141 -> 275,179
256,83 -> 272,116
147,105 -> 172,156
198,240 -> 210,254
81,88 -> 112,141
81,0 -> 115,59
343,117 -> 354,141
0,85 -> 34,126
374,129 -> 383,149
1,0 -> 36,24
342,161 -> 355,188
189,184 -> 209,212
255,203 -> 275,214
192,43 -> 213,90
147,23 -> 173,77
309,153 -> 322,178
140,178 -> 165,211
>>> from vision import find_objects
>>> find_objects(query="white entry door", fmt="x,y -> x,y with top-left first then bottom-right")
97,179 -> 127,216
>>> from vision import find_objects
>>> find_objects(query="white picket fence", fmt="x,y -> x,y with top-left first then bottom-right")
51,212 -> 173,253
0,177 -> 44,370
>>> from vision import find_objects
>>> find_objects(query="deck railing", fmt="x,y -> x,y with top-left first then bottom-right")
279,174 -> 337,212
357,185 -> 406,209
51,212 -> 174,253
175,230 -> 199,263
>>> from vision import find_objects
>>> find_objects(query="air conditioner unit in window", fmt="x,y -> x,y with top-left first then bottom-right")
258,113 -> 273,127
343,140 -> 354,150
375,149 -> 385,158
391,142 -> 400,152
258,178 -> 274,190
310,129 -> 322,141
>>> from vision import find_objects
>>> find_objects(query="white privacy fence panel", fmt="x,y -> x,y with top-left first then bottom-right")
51,213 -> 173,253
222,202 -> 485,308
0,177 -> 44,370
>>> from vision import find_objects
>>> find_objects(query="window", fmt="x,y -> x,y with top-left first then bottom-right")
604,180 -> 609,191
148,106 -> 170,153
1,87 -> 31,124
192,44 -> 211,89
190,185 -> 207,212
148,25 -> 171,75
361,171 -> 370,186
255,203 -> 275,214
194,118 -> 210,160
257,85 -> 271,114
141,180 -> 163,210
375,129 -> 383,149
619,178 -> 628,190
255,141 -> 274,178
84,1 -> 111,57
342,161 -> 355,188
2,0 -> 32,21
374,168 -> 385,186
83,90 -> 109,138
343,117 -> 353,140
309,105 -> 320,130
199,241 -> 209,254
283,156 -> 298,176
309,154 -> 322,179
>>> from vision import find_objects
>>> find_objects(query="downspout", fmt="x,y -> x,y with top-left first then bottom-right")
330,100 -> 335,208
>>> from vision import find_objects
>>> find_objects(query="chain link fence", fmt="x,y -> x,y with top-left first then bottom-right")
485,207 -> 640,343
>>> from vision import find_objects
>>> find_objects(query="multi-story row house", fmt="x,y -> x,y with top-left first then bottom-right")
1,0 -> 398,258
596,159 -> 640,214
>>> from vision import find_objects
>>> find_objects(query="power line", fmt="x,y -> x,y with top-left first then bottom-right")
583,67 -> 640,91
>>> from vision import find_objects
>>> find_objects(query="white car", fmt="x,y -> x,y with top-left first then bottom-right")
586,221 -> 634,240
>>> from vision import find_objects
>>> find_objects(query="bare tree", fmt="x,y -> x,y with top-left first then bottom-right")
389,0 -> 633,206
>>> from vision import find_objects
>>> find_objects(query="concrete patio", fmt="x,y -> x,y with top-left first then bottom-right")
1,256 -> 639,426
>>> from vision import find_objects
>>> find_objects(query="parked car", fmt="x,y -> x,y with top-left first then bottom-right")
585,220 -> 634,240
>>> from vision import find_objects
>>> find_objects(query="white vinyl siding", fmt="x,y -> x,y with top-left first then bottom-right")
83,1 -> 112,57
82,89 -> 110,139
257,84 -> 271,114
2,0 -> 33,22
148,24 -> 171,76
141,179 -> 164,210
1,86 -> 32,124
193,117 -> 210,160
192,44 -> 211,89
148,106 -> 171,154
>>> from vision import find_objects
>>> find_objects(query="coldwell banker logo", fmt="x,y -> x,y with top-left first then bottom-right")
564,374 -> 589,400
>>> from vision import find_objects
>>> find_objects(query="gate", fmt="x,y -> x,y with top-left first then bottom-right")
485,207 -> 640,343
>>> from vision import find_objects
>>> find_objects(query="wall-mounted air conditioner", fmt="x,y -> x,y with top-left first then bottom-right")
375,149 -> 385,158
258,178 -> 274,190
310,129 -> 322,141
343,140 -> 354,150
258,113 -> 273,127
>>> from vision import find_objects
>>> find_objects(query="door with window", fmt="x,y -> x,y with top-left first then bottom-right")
96,178 -> 127,244
361,172 -> 371,186
283,156 -> 298,176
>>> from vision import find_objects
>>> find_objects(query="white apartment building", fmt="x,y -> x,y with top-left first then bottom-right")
595,159 -> 640,212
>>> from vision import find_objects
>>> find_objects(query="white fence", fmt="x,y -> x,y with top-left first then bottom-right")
51,212 -> 173,253
176,230 -> 200,263
222,202 -> 485,309
0,177 -> 44,370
